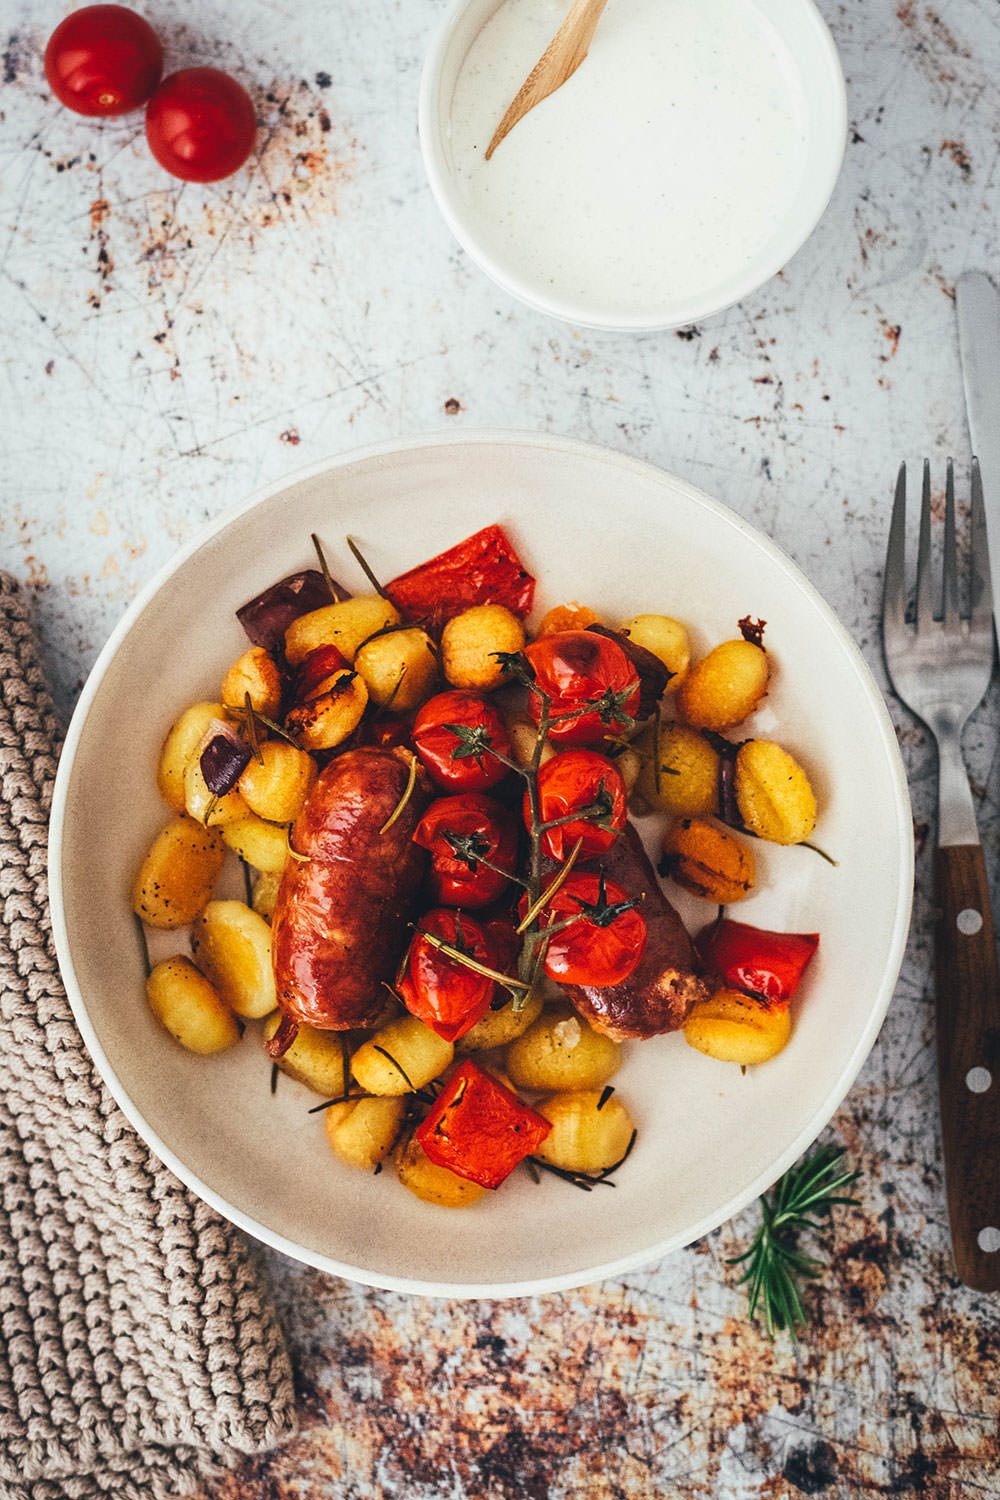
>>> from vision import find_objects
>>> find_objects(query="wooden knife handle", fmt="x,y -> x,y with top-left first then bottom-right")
933,843 -> 1000,1291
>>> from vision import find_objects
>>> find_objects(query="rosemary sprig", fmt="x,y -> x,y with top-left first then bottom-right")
728,1144 -> 860,1340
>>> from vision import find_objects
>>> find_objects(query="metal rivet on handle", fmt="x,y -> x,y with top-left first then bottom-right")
978,1227 -> 1000,1254
966,1067 -> 992,1093
956,908 -> 983,935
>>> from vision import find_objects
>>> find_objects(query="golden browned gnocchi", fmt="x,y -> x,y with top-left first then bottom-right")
190,899 -> 276,1019
636,721 -> 719,816
284,595 -> 401,666
533,1090 -> 635,1173
660,816 -> 755,904
504,1003 -> 622,1093
284,667 -> 369,752
156,701 -> 228,814
324,1095 -> 407,1170
676,638 -> 769,730
350,1014 -> 454,1096
682,989 -> 792,1065
132,816 -> 226,929
221,647 -> 283,719
455,990 -> 544,1053
220,814 -> 292,874
735,739 -> 817,845
145,955 -> 241,1054
354,626 -> 438,709
619,613 -> 691,686
263,1011 -> 351,1095
238,739 -> 318,823
440,604 -> 526,692
394,1133 -> 487,1207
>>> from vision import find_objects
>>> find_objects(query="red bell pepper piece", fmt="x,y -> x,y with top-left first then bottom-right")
416,1059 -> 551,1190
385,524 -> 536,626
293,643 -> 350,702
696,918 -> 819,1006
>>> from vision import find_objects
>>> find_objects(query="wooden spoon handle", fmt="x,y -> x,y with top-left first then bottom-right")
933,842 -> 1000,1290
485,0 -> 610,160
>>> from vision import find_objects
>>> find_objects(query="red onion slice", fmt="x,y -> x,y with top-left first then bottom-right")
236,569 -> 348,651
199,720 -> 252,796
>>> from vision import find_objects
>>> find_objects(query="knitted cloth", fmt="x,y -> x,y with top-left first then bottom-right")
0,574 -> 297,1500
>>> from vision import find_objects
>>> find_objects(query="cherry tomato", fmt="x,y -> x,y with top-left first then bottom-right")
412,690 -> 511,792
695,919 -> 819,1004
145,67 -> 256,183
362,713 -> 412,751
414,793 -> 519,909
397,909 -> 495,1042
530,749 -> 627,862
532,872 -> 646,988
524,630 -> 640,746
45,5 -> 162,117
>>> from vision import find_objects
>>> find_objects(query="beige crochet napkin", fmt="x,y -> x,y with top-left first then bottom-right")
0,573 -> 297,1500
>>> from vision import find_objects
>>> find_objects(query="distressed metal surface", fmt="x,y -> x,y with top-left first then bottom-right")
2,0 -> 999,1494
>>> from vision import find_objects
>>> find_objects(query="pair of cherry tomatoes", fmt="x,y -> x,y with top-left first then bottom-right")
44,5 -> 256,182
397,879 -> 645,1042
410,631 -> 639,795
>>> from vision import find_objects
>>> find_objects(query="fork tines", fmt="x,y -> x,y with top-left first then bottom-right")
884,458 -> 993,640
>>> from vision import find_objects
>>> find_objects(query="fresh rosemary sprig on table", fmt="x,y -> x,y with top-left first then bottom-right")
728,1144 -> 860,1340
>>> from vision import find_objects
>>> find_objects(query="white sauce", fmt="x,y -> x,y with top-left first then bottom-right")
447,0 -> 811,322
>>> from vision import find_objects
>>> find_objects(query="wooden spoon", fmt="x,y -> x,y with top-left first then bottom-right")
485,0 -> 610,160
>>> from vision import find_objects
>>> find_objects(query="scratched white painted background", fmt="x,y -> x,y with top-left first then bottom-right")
2,1 -> 999,1495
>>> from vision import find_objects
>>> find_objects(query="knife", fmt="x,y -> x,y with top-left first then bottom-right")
956,269 -> 1000,636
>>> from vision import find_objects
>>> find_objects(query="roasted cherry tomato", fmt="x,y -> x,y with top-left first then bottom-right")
397,908 -> 496,1041
412,690 -> 511,792
531,749 -> 627,861
529,872 -> 647,988
524,630 -> 641,746
415,1059 -> 551,1189
363,712 -> 412,751
414,793 -> 519,909
386,523 -> 535,627
45,4 -> 162,116
696,919 -> 819,1005
145,67 -> 256,183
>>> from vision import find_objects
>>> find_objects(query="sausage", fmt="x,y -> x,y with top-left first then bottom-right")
267,746 -> 431,1052
561,823 -> 708,1041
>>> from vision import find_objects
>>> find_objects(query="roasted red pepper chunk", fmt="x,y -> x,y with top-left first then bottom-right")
385,523 -> 536,626
294,643 -> 351,702
696,919 -> 819,1006
416,1059 -> 551,1190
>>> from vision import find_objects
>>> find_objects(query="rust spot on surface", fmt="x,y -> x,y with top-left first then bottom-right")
939,138 -> 971,175
879,320 -> 902,358
443,397 -> 463,416
280,428 -> 301,445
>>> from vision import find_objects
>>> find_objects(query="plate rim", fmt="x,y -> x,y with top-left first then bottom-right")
48,428 -> 914,1298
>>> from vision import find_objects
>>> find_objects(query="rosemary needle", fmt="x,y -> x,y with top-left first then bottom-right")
728,1143 -> 860,1341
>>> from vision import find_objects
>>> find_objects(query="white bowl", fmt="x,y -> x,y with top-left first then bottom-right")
419,0 -> 847,331
50,431 -> 911,1297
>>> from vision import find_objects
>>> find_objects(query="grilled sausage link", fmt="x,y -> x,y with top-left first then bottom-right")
268,747 -> 431,1053
562,823 -> 708,1041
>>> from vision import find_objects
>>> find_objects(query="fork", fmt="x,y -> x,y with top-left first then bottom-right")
882,458 -> 1000,1292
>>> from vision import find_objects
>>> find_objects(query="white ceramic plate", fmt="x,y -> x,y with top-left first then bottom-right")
49,432 -> 912,1297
